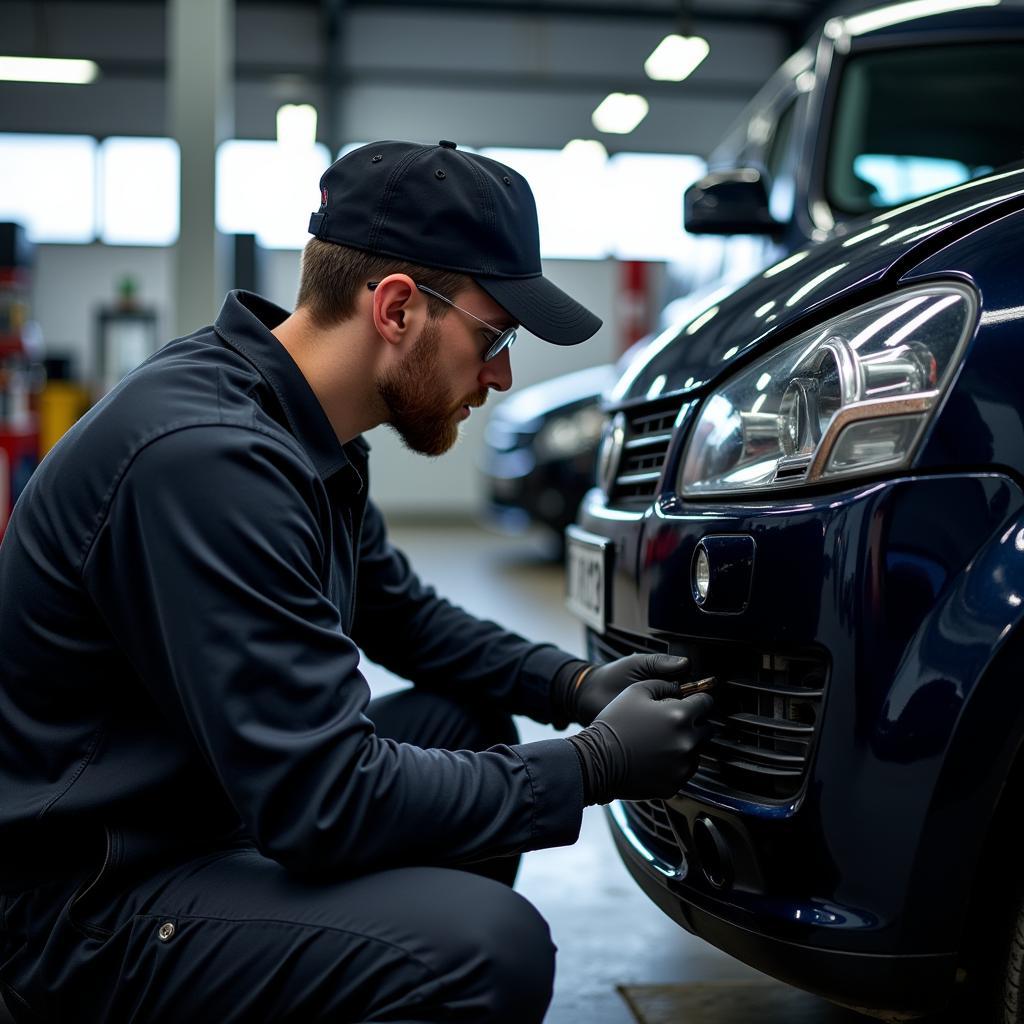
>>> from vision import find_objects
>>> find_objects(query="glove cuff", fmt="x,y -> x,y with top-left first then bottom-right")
566,721 -> 623,806
549,658 -> 592,728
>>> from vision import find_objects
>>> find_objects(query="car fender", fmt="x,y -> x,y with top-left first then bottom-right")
885,510 -> 1024,947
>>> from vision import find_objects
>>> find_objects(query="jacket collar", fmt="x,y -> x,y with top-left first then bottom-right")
213,289 -> 369,484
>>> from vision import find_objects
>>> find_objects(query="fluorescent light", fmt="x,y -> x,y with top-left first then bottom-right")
644,34 -> 709,82
592,93 -> 649,135
843,0 -> 1000,36
0,56 -> 99,84
99,137 -> 180,246
217,139 -> 331,249
276,103 -> 318,148
562,138 -> 608,163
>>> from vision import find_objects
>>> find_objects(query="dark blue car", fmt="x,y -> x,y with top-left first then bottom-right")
568,9 -> 1024,1019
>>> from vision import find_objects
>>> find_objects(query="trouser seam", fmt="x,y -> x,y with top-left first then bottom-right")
134,911 -> 438,979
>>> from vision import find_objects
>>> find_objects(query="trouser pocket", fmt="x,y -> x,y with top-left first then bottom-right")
66,826 -> 121,939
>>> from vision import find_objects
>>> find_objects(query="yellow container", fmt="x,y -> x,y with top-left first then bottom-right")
39,381 -> 89,455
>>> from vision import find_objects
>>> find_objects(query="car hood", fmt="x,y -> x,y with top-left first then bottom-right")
615,166 -> 1024,403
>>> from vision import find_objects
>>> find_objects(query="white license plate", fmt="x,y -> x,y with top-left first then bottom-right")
565,526 -> 611,633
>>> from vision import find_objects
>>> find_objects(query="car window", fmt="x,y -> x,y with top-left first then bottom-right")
765,99 -> 797,186
826,42 -> 1024,215
765,98 -> 798,222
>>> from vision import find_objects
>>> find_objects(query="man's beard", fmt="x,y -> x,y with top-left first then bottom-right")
377,319 -> 487,457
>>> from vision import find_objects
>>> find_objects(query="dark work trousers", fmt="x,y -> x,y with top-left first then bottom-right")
0,689 -> 557,1024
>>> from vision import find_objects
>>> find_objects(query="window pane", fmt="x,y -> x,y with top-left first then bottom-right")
605,152 -> 706,261
0,133 -> 96,243
216,140 -> 331,249
99,137 -> 180,246
480,146 -> 610,260
827,43 -> 1024,214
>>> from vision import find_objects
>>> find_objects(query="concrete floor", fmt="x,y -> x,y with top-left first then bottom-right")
366,521 -> 767,1024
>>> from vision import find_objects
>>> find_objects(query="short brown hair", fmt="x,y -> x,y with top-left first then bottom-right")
296,239 -> 472,328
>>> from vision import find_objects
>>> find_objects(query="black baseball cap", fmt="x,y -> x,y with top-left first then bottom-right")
308,140 -> 602,346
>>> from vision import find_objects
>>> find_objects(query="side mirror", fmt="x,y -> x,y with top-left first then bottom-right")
684,168 -> 782,236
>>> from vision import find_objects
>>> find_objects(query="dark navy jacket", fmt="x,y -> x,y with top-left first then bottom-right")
0,291 -> 584,887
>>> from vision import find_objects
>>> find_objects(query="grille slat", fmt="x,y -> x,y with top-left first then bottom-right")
708,736 -> 807,769
608,400 -> 680,507
725,678 -> 824,699
698,753 -> 802,779
624,433 -> 673,451
616,471 -> 662,485
722,712 -> 814,736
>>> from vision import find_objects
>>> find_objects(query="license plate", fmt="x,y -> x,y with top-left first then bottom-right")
565,525 -> 611,633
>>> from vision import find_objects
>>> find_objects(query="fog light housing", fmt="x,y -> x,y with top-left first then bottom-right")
692,545 -> 711,605
691,535 -> 755,613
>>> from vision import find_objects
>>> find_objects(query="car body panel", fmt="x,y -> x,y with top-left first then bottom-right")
575,158 -> 1024,1013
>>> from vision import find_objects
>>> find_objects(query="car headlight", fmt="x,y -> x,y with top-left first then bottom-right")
535,404 -> 606,460
679,283 -> 977,497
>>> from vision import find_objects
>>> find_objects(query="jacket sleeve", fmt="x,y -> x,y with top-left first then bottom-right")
350,497 -> 581,724
80,425 -> 583,875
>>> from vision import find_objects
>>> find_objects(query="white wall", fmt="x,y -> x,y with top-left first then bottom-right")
31,244 -> 173,380
29,243 -> 627,516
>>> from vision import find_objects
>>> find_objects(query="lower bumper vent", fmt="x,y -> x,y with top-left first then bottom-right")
588,627 -> 829,804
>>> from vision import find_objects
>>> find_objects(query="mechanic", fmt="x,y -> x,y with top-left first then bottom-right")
0,140 -> 714,1024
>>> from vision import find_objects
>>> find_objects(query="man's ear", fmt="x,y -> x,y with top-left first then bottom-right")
370,274 -> 420,347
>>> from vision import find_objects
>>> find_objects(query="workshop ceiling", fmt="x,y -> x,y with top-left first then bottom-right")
3,0 -> 842,152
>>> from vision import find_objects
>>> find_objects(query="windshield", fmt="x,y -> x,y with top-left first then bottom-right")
826,42 -> 1024,215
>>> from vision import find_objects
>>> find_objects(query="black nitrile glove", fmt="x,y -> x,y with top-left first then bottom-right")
555,653 -> 694,726
567,679 -> 715,805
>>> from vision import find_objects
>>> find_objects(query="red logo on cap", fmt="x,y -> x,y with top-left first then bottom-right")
320,186 -> 328,208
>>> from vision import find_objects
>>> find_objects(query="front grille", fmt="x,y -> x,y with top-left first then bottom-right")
588,628 -> 829,804
608,399 -> 680,507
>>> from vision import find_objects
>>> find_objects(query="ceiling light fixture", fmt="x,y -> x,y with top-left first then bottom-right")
644,34 -> 710,81
592,93 -> 649,135
562,138 -> 608,163
0,56 -> 99,84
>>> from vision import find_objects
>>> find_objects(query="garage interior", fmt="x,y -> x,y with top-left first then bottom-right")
1,1 -> 951,1022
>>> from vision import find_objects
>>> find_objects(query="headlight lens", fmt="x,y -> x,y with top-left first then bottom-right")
679,283 -> 976,497
535,405 -> 606,459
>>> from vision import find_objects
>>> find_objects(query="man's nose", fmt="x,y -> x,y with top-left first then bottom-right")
480,346 -> 513,392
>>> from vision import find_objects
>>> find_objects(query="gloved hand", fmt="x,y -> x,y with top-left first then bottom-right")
567,653 -> 694,726
567,679 -> 715,805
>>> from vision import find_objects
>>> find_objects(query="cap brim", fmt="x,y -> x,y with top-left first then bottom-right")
474,274 -> 602,346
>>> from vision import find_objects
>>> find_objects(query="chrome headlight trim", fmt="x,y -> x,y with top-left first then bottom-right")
597,411 -> 626,494
678,282 -> 978,498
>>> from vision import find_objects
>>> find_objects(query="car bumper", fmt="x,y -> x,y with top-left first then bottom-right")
607,805 -> 957,1015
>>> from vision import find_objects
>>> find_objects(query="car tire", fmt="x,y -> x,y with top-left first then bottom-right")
1003,894 -> 1024,1023
948,867 -> 1024,1024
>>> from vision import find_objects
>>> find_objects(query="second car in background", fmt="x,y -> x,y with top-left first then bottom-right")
480,362 -> 616,554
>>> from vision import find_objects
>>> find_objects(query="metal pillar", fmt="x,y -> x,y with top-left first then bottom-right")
168,0 -> 233,337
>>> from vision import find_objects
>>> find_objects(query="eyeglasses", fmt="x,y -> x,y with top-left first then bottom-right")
367,281 -> 517,362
